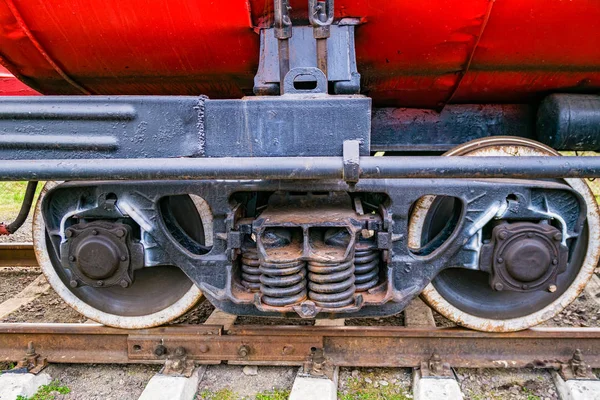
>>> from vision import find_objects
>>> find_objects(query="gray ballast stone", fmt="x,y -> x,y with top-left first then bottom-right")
0,372 -> 52,400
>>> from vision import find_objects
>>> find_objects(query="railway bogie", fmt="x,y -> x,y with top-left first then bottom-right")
0,0 -> 600,333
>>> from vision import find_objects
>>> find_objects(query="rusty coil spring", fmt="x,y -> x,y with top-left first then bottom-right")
241,248 -> 261,291
307,259 -> 355,308
354,243 -> 380,291
259,260 -> 307,306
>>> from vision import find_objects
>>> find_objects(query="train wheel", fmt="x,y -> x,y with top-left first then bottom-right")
410,137 -> 600,332
32,182 -> 206,329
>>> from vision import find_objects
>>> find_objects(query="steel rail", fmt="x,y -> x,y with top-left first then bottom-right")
0,242 -> 36,267
1,323 -> 599,369
1,156 -> 600,181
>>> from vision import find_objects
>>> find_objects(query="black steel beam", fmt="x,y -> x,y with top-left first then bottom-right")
1,156 -> 600,181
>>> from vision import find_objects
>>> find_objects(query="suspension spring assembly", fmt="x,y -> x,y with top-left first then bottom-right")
240,247 -> 261,291
259,260 -> 307,306
307,259 -> 356,308
354,242 -> 380,291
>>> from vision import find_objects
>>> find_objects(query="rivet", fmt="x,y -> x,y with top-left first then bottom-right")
552,258 -> 558,265
527,233 -> 533,238
548,284 -> 557,293
522,284 -> 529,290
174,346 -> 186,357
120,255 -> 128,261
497,257 -> 504,263
199,344 -> 209,353
68,255 -> 76,262
282,345 -> 294,355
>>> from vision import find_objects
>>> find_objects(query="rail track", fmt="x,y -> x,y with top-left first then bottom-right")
0,243 -> 36,267
1,243 -> 599,387
2,323 -> 600,372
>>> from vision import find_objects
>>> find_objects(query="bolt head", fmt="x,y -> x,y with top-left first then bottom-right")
68,255 -> 76,262
120,255 -> 128,262
69,280 -> 78,288
494,282 -> 504,291
552,258 -> 558,265
116,229 -> 126,238
238,345 -> 250,358
553,232 -> 563,241
154,345 -> 167,356
498,231 -> 508,240
119,280 -> 129,288
65,229 -> 74,238
497,257 -> 504,264
174,346 -> 186,357
527,232 -> 533,238
96,280 -> 104,286
92,229 -> 99,235
548,284 -> 557,293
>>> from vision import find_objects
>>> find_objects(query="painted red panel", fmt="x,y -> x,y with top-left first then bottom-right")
0,0 -> 598,107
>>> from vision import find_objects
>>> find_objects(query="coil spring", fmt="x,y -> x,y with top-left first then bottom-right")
259,260 -> 307,306
240,248 -> 261,291
354,243 -> 380,291
307,259 -> 355,308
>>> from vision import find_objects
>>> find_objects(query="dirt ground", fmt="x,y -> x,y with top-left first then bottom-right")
0,267 -> 39,304
44,364 -> 161,400
457,368 -> 558,400
198,365 -> 296,399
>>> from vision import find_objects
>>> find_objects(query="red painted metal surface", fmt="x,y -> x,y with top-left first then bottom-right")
0,0 -> 597,107
0,66 -> 38,95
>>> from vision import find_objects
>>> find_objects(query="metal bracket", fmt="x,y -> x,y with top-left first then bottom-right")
161,346 -> 195,377
254,25 -> 361,95
302,347 -> 336,380
13,341 -> 48,374
283,67 -> 328,95
343,140 -> 360,183
560,349 -> 597,380
420,353 -> 452,377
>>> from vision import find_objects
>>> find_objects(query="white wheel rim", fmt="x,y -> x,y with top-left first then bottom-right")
412,137 -> 600,332
32,182 -> 205,329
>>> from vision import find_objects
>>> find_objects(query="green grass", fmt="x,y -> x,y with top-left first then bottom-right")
339,377 -> 411,400
16,380 -> 70,400
0,181 -> 43,216
197,389 -> 290,400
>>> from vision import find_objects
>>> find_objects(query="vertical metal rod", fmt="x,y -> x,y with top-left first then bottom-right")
316,39 -> 328,78
310,0 -> 333,86
274,0 -> 292,94
278,40 -> 291,93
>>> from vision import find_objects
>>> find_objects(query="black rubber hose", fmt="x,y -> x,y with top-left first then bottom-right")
2,181 -> 38,234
